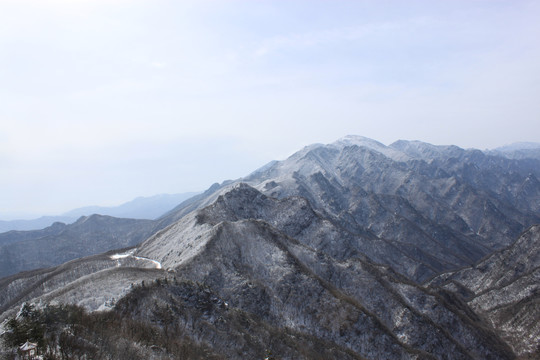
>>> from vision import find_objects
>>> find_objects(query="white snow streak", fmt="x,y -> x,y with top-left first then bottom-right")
109,250 -> 162,269
109,249 -> 136,260
133,255 -> 162,269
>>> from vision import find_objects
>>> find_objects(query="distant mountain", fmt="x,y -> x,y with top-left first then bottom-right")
0,216 -> 76,234
62,192 -> 200,219
494,142 -> 540,152
489,142 -> 540,160
0,192 -> 199,233
0,215 -> 158,279
1,135 -> 539,359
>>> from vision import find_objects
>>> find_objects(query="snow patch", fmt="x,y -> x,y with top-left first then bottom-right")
133,255 -> 162,269
109,249 -> 162,269
109,249 -> 136,260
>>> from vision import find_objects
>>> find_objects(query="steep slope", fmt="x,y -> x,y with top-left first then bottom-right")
430,225 -> 540,357
0,215 -> 158,279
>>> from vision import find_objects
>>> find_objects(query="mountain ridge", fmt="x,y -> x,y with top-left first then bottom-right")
0,192 -> 199,233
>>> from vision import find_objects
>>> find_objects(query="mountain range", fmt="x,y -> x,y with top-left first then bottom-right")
0,192 -> 199,233
1,136 -> 539,359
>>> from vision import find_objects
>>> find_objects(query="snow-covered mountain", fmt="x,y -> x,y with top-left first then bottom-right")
1,136 -> 539,359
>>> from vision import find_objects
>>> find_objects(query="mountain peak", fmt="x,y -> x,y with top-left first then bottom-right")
331,135 -> 411,161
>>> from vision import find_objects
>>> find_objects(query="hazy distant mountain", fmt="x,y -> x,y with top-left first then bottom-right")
0,216 -> 76,235
0,215 -> 158,279
0,192 -> 199,233
489,141 -> 540,160
494,142 -> 540,152
62,192 -> 200,219
1,136 -> 539,358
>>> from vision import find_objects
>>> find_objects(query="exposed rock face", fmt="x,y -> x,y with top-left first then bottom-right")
0,215 -> 158,278
1,136 -> 540,359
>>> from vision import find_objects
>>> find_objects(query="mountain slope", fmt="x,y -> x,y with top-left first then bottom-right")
0,249 -> 165,321
430,225 -> 540,357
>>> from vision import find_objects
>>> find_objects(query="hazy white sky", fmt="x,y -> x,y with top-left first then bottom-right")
1,0 -> 539,218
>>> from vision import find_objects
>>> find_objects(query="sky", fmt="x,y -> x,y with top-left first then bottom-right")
1,0 -> 540,219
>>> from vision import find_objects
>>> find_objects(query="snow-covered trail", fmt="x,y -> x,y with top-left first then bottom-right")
109,250 -> 162,269
132,255 -> 162,269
